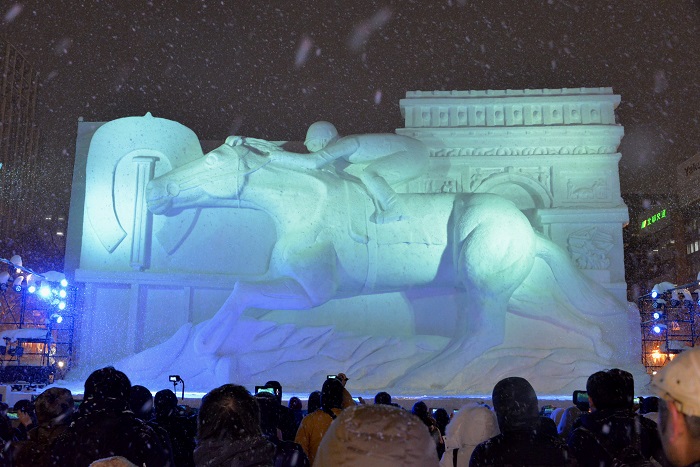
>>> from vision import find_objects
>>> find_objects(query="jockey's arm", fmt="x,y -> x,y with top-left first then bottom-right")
271,137 -> 360,169
269,150 -> 324,169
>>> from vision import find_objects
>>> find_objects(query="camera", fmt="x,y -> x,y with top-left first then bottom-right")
255,386 -> 277,396
327,375 -> 337,379
540,404 -> 554,417
573,390 -> 589,412
169,375 -> 181,383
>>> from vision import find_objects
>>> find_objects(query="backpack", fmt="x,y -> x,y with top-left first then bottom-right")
573,421 -> 654,467
608,445 -> 654,467
273,440 -> 310,467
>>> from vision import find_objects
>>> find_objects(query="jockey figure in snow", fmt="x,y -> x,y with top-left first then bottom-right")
240,121 -> 430,224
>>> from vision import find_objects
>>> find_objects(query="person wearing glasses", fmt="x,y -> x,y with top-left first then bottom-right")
652,347 -> 700,467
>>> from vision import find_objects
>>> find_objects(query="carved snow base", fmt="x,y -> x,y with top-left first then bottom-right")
96,309 -> 630,395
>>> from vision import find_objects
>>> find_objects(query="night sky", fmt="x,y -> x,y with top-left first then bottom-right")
3,0 -> 699,218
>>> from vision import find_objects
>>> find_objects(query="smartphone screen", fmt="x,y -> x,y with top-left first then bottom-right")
255,386 -> 275,395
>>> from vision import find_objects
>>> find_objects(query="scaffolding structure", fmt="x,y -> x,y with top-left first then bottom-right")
638,290 -> 698,374
0,284 -> 76,383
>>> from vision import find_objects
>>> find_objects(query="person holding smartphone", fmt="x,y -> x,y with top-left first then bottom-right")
295,378 -> 344,465
334,373 -> 361,409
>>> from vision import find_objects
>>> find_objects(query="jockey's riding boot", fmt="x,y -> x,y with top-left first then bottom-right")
374,194 -> 407,224
361,173 -> 407,224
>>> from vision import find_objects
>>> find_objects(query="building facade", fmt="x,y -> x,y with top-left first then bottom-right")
0,37 -> 41,243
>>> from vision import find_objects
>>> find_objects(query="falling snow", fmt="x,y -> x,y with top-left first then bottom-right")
0,0 -> 696,224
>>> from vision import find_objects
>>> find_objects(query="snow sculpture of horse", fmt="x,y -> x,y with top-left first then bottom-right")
145,136 -> 615,383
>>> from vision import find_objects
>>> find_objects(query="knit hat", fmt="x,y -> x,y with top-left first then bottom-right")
314,404 -> 439,467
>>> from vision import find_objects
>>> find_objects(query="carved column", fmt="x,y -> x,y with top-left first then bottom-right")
130,156 -> 158,271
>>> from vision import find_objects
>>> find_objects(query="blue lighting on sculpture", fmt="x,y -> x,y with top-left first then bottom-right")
39,286 -> 51,298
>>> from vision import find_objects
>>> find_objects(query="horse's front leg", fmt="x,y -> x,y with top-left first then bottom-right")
194,240 -> 339,355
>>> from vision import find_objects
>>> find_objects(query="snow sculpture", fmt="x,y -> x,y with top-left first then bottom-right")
67,88 -> 646,395
137,135 -> 620,390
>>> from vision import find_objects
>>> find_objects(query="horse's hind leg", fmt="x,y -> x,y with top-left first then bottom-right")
394,195 -> 536,389
453,206 -> 535,351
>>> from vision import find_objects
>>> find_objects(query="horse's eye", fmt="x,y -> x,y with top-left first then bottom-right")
205,153 -> 219,167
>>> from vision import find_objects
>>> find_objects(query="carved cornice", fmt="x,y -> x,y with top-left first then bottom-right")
400,87 -> 620,129
429,146 -> 618,157
405,87 -> 615,98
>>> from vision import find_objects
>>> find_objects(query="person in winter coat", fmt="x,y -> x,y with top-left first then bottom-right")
470,377 -> 569,467
12,387 -> 75,466
50,366 -> 172,467
11,399 -> 37,441
568,369 -> 665,467
194,384 -> 275,467
306,391 -> 321,415
287,397 -> 304,432
556,406 -> 581,441
256,391 -> 309,467
439,403 -> 499,467
152,389 -> 196,467
651,346 -> 700,467
314,404 -> 439,467
412,401 -> 445,460
129,384 -> 177,466
335,373 -> 358,409
264,380 -> 299,441
294,378 -> 344,466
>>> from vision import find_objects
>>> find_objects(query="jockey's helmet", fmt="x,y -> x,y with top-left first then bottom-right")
305,121 -> 339,151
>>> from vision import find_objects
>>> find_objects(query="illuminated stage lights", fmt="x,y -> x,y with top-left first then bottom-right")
50,313 -> 64,324
670,290 -> 682,307
653,311 -> 662,320
653,324 -> 667,334
39,286 -> 51,298
651,290 -> 658,299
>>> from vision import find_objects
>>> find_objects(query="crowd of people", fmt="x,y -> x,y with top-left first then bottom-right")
0,347 -> 698,467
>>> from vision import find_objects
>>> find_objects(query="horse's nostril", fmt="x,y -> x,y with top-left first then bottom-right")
166,182 -> 180,197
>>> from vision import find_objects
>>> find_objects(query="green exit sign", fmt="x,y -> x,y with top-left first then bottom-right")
641,209 -> 667,229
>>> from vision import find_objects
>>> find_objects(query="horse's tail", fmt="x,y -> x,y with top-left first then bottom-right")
535,235 -> 624,318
